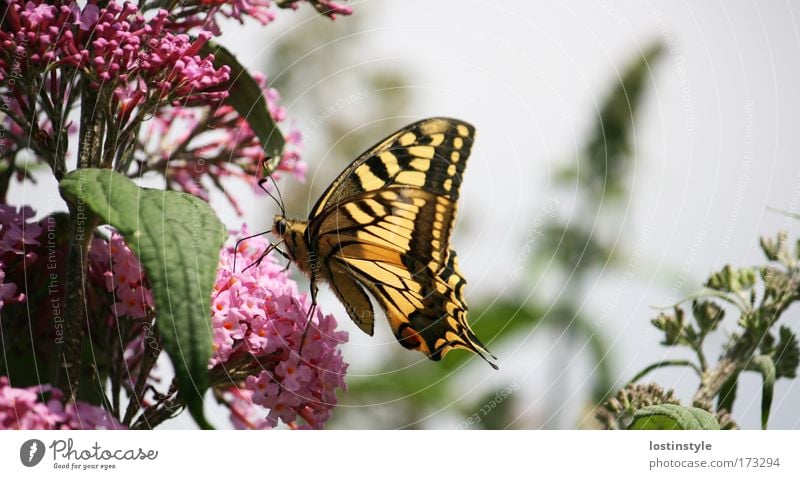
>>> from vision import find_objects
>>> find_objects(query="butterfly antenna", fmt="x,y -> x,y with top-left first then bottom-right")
257,178 -> 285,217
269,173 -> 287,217
258,156 -> 287,217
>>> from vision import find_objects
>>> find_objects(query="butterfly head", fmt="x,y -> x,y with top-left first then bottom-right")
272,214 -> 313,273
272,215 -> 289,238
272,215 -> 309,249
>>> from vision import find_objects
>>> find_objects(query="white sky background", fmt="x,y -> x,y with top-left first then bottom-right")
212,0 -> 800,429
11,0 -> 800,429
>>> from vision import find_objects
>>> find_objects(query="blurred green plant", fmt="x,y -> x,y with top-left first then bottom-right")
524,43 -> 665,422
598,231 -> 800,430
260,8 -> 412,219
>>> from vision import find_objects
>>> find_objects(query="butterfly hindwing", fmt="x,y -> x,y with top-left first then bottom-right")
328,265 -> 375,335
332,248 -> 495,365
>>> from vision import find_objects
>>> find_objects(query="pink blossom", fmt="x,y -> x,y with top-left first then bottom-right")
224,388 -> 270,429
0,377 -> 125,430
0,205 -> 41,309
0,269 -> 20,309
0,1 -> 230,107
281,0 -> 353,20
170,0 -> 352,35
63,402 -> 124,430
90,231 -> 153,320
276,357 -> 312,392
24,2 -> 56,26
211,226 -> 348,429
0,204 -> 41,254
77,3 -> 100,30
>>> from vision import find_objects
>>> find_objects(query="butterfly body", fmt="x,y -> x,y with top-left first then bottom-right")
271,118 -> 496,368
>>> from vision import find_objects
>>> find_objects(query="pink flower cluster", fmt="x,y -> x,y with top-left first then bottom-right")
0,205 -> 41,308
145,73 -> 304,214
211,227 -> 348,428
0,377 -> 124,430
171,0 -> 352,35
283,0 -> 353,19
174,0 -> 277,34
0,1 -> 230,112
88,230 -> 156,381
1,207 -> 152,323
90,231 -> 154,320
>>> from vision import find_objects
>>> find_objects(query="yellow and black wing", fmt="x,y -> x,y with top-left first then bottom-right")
309,117 -> 470,219
309,118 -> 496,367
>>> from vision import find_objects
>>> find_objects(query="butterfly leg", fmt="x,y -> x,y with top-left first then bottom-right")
298,279 -> 319,357
240,240 -> 290,273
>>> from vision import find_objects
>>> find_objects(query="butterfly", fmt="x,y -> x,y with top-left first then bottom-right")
260,117 -> 496,368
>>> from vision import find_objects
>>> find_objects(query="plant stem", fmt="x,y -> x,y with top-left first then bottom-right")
123,324 -> 162,426
629,359 -> 702,384
694,262 -> 798,406
78,81 -> 101,169
54,82 -> 102,399
696,343 -> 708,371
54,203 -> 98,399
693,355 -> 742,405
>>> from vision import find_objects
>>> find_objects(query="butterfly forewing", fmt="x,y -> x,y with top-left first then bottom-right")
309,118 -> 473,218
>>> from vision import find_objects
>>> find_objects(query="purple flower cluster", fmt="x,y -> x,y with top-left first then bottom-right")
0,205 -> 41,308
0,377 -> 124,429
0,1 -> 230,114
211,227 -> 348,428
90,232 -> 154,320
171,0 -> 353,35
0,0 -> 353,431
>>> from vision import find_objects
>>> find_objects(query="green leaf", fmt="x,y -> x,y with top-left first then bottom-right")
651,307 -> 690,347
201,41 -> 285,169
341,301 -> 547,413
773,326 -> 800,379
760,235 -> 781,261
717,372 -> 739,414
748,355 -> 775,430
469,386 -> 519,430
707,265 -> 756,293
629,404 -> 720,430
563,310 -> 614,403
577,43 -> 664,200
59,168 -> 226,429
692,300 -> 724,334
